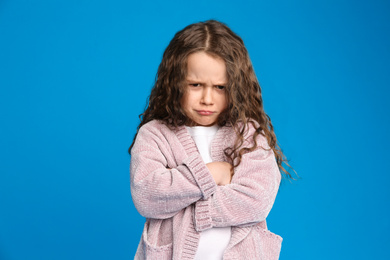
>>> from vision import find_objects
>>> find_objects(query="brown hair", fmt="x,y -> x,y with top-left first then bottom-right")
129,20 -> 295,179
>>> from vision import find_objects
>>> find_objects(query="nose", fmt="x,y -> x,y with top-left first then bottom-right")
201,87 -> 213,105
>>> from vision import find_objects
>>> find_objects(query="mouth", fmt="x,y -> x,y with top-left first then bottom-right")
195,110 -> 215,116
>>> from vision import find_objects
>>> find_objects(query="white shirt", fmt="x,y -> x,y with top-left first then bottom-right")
186,125 -> 231,260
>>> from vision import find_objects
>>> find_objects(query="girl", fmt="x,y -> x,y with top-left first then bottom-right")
129,20 -> 293,260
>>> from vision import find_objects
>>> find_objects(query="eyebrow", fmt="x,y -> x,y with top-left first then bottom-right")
186,78 -> 227,85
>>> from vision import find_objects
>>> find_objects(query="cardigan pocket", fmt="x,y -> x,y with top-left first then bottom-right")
139,221 -> 173,260
254,225 -> 283,260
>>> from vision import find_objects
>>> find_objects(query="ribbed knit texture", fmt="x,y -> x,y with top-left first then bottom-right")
131,120 -> 282,259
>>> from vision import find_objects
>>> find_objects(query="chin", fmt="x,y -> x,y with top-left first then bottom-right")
197,121 -> 216,126
189,116 -> 218,127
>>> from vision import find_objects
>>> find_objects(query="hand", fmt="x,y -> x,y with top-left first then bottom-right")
206,162 -> 233,186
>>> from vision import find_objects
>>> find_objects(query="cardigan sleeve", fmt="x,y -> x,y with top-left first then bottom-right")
130,123 -> 217,220
193,127 -> 281,231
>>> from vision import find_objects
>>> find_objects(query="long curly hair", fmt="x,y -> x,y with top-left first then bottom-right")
129,20 -> 295,179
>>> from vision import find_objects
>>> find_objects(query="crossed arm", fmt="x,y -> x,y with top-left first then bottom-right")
193,148 -> 280,231
130,124 -> 280,228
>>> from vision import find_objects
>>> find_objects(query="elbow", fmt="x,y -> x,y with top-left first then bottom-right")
135,203 -> 163,219
133,198 -> 172,219
131,189 -> 176,219
235,197 -> 274,226
132,197 -> 152,218
255,191 -> 279,221
254,201 -> 274,222
248,184 -> 280,222
255,171 -> 281,220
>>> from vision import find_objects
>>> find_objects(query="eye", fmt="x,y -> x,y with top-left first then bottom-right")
215,85 -> 225,90
189,83 -> 201,87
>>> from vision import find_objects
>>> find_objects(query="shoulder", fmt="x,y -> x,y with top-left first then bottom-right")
133,120 -> 197,161
138,120 -> 173,136
136,120 -> 188,148
235,119 -> 271,150
133,120 -> 174,149
139,119 -> 165,131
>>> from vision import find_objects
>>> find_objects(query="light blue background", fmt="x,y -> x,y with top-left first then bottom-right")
1,0 -> 389,259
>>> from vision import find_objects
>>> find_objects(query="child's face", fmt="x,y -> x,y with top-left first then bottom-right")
181,51 -> 228,126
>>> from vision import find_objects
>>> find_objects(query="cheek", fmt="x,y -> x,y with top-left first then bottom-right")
180,95 -> 191,117
181,90 -> 196,109
221,94 -> 228,110
180,95 -> 188,110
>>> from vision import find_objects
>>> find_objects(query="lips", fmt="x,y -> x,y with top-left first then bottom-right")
196,110 -> 215,116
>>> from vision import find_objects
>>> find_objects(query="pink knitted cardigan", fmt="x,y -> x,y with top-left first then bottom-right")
130,120 -> 282,259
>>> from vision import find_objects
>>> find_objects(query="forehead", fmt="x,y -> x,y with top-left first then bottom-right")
186,52 -> 227,82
